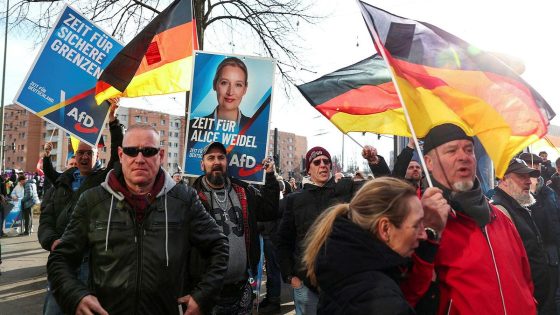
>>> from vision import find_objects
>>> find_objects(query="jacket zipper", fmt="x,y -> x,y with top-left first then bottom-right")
482,226 -> 508,315
133,217 -> 143,315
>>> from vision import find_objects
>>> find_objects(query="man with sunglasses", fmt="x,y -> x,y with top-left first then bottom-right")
189,141 -> 279,315
277,146 -> 368,314
48,124 -> 228,315
39,99 -> 122,315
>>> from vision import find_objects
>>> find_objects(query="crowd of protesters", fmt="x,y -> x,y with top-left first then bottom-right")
3,99 -> 560,315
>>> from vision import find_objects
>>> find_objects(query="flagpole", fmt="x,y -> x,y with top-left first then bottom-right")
356,0 -> 433,188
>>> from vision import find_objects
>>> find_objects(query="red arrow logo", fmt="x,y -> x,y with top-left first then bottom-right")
74,123 -> 99,134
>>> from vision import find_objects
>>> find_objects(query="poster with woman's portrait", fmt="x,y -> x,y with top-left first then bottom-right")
184,51 -> 275,184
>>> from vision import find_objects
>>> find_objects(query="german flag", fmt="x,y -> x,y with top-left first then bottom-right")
298,54 -> 406,136
95,0 -> 198,104
357,1 -> 555,178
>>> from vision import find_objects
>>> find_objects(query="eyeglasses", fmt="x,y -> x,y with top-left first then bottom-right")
122,147 -> 160,157
76,150 -> 94,156
312,158 -> 331,166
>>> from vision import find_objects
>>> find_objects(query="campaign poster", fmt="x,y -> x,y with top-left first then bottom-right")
13,5 -> 123,146
184,51 -> 275,184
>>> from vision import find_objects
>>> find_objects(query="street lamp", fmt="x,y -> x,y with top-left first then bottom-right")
0,0 -> 10,175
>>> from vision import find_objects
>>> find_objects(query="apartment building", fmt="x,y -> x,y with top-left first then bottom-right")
268,129 -> 308,181
2,104 -> 186,174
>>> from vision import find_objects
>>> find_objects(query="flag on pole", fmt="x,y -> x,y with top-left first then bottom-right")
297,54 -> 406,135
357,1 -> 555,177
95,0 -> 198,104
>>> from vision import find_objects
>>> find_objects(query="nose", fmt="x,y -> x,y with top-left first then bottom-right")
226,83 -> 233,95
418,227 -> 427,241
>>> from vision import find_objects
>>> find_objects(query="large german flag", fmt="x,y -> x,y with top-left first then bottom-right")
298,54 -> 407,136
357,1 -> 554,178
95,0 -> 198,104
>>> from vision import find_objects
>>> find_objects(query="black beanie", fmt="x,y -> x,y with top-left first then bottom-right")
422,124 -> 473,154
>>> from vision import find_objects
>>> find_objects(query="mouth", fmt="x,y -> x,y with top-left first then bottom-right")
224,98 -> 235,103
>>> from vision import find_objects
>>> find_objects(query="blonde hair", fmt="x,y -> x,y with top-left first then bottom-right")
302,177 -> 416,286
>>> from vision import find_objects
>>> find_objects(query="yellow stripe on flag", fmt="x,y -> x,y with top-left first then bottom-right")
95,56 -> 194,104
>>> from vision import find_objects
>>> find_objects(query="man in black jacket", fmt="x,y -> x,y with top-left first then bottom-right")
491,158 -> 554,314
277,146 -> 368,315
39,100 -> 122,315
47,124 -> 228,315
191,141 -> 279,315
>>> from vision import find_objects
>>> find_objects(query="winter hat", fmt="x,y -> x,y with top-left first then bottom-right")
422,124 -> 473,154
305,146 -> 331,172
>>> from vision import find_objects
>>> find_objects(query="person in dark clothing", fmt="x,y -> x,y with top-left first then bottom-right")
548,157 -> 560,200
278,146 -> 377,314
539,151 -> 557,183
39,100 -> 122,315
302,177 -> 427,315
190,141 -> 279,315
257,178 -> 285,314
47,124 -> 228,315
491,158 -> 554,314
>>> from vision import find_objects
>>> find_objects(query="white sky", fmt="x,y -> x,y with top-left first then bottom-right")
1,0 -> 559,169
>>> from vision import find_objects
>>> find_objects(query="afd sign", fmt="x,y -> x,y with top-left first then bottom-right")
14,4 -> 122,146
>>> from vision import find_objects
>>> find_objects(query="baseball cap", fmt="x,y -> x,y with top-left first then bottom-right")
505,158 -> 540,178
202,142 -> 227,156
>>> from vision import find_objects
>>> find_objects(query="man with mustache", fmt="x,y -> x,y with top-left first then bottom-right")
404,124 -> 536,314
191,141 -> 279,315
491,158 -> 553,314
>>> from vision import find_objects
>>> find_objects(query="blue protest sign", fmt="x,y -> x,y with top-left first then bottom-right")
13,5 -> 123,146
184,51 -> 275,184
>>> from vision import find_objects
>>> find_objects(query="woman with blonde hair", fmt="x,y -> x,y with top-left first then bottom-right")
303,177 -> 427,314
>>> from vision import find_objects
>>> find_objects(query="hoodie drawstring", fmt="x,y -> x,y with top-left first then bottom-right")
105,195 -> 114,252
164,191 -> 169,267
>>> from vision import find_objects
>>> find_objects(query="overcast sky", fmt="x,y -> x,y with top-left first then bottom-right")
2,0 -> 559,167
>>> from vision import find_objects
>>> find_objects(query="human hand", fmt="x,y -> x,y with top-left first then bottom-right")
421,187 -> 450,234
43,142 -> 53,157
262,157 -> 275,174
177,295 -> 201,315
290,276 -> 302,289
51,239 -> 62,252
407,138 -> 415,149
362,145 -> 379,164
76,295 -> 108,315
108,98 -> 119,122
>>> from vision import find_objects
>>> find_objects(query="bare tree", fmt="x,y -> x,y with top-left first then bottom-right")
6,0 -> 318,84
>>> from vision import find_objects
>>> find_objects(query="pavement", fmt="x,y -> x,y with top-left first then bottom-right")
0,216 -> 295,314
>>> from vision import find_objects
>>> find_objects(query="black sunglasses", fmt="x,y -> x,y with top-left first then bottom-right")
312,158 -> 331,166
122,147 -> 160,157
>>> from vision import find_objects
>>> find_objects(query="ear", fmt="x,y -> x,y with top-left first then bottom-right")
117,147 -> 123,162
424,154 -> 434,172
377,217 -> 391,242
200,159 -> 204,172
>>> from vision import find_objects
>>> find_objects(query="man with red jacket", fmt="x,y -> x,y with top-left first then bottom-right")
404,124 -> 536,314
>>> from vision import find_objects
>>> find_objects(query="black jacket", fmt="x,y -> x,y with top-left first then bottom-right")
38,119 -> 123,252
47,169 -> 229,315
491,187 -> 551,310
190,173 -> 279,283
277,177 -> 362,289
316,216 -> 414,315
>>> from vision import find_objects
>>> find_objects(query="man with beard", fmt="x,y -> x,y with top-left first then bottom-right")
491,158 -> 554,314
404,124 -> 536,314
191,141 -> 279,315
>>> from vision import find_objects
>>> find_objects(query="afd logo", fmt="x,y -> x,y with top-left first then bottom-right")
67,107 -> 99,133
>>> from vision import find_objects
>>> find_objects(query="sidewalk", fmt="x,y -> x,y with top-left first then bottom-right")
0,216 -> 295,314
0,217 -> 48,314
